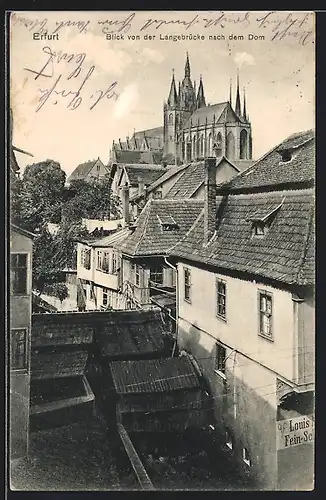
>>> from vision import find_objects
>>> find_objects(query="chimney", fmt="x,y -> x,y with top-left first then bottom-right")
121,184 -> 130,226
137,176 -> 145,197
204,157 -> 217,244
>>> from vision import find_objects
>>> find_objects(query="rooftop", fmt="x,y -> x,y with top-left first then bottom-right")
120,164 -> 166,187
67,158 -> 109,183
95,309 -> 167,358
116,198 -> 204,257
168,189 -> 315,286
220,129 -> 315,193
110,355 -> 201,394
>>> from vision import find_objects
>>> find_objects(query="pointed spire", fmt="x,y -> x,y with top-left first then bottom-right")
167,69 -> 178,107
243,86 -> 247,121
235,69 -> 241,117
229,78 -> 232,107
185,52 -> 191,78
196,74 -> 206,109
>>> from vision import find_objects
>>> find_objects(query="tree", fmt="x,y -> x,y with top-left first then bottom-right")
32,228 -> 63,294
43,283 -> 69,303
62,175 -> 121,224
20,160 -> 66,232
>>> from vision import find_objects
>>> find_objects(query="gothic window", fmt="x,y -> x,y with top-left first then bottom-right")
186,141 -> 192,162
168,113 -> 173,125
200,134 -> 204,157
181,141 -> 185,160
208,133 -> 213,156
192,136 -> 196,160
240,129 -> 248,159
226,131 -> 235,159
196,136 -> 200,159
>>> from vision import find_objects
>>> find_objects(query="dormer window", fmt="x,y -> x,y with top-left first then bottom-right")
280,149 -> 292,162
247,200 -> 285,238
157,215 -> 179,231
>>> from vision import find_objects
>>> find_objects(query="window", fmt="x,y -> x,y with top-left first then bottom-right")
225,429 -> 234,450
102,252 -> 110,273
97,164 -> 101,171
153,191 -> 162,200
259,291 -> 273,340
96,250 -> 102,270
11,329 -> 28,370
103,288 -> 108,306
82,249 -> 91,270
253,222 -> 266,236
11,254 -> 28,295
216,278 -> 226,319
132,264 -> 140,286
215,343 -> 226,376
184,268 -> 191,302
112,253 -> 117,274
150,267 -> 163,285
242,448 -> 251,466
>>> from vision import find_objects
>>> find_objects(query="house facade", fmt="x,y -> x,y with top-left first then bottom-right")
168,132 -> 315,490
67,157 -> 109,185
9,225 -> 34,459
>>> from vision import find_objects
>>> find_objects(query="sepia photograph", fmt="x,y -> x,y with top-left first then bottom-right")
7,10 -> 315,491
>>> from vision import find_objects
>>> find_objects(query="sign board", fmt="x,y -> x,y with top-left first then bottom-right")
276,415 -> 314,451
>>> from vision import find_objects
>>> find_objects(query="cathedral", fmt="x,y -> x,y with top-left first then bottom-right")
111,53 -> 253,166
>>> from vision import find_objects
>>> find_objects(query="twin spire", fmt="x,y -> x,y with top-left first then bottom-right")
230,69 -> 249,121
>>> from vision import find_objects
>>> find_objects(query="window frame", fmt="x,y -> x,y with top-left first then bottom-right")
82,248 -> 91,270
183,267 -> 192,303
103,287 -> 108,306
214,342 -> 227,379
216,277 -> 227,321
258,290 -> 273,341
150,266 -> 164,285
11,253 -> 29,296
11,328 -> 28,371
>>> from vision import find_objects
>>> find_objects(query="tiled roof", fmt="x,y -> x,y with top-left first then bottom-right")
165,161 -> 205,198
115,150 -> 163,165
185,102 -> 242,128
221,130 -> 315,192
31,350 -> 88,379
123,165 -> 166,186
67,159 -> 109,183
168,189 -> 315,286
116,199 -> 204,257
133,126 -> 164,139
32,315 -> 94,348
110,355 -> 201,394
88,227 -> 132,248
130,164 -> 189,202
95,309 -> 166,357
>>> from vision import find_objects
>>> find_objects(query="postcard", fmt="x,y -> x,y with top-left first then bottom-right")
8,10 -> 315,491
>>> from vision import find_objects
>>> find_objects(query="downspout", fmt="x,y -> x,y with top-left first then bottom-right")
164,256 -> 178,356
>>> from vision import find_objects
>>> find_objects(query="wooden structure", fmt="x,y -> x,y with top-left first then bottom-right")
110,355 -> 207,433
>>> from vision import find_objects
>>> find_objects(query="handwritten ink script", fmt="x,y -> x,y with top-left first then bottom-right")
12,11 -> 314,46
23,46 -> 119,112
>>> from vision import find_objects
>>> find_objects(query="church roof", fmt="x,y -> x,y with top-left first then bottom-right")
114,149 -> 163,165
184,101 -> 242,128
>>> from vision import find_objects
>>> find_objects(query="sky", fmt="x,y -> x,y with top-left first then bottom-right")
10,11 -> 315,176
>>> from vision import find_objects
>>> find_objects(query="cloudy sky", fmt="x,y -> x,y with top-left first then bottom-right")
10,11 -> 315,175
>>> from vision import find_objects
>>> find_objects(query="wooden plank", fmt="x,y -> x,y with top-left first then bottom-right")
117,422 -> 154,490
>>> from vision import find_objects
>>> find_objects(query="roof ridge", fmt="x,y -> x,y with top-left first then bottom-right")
167,207 -> 205,256
133,201 -> 152,255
